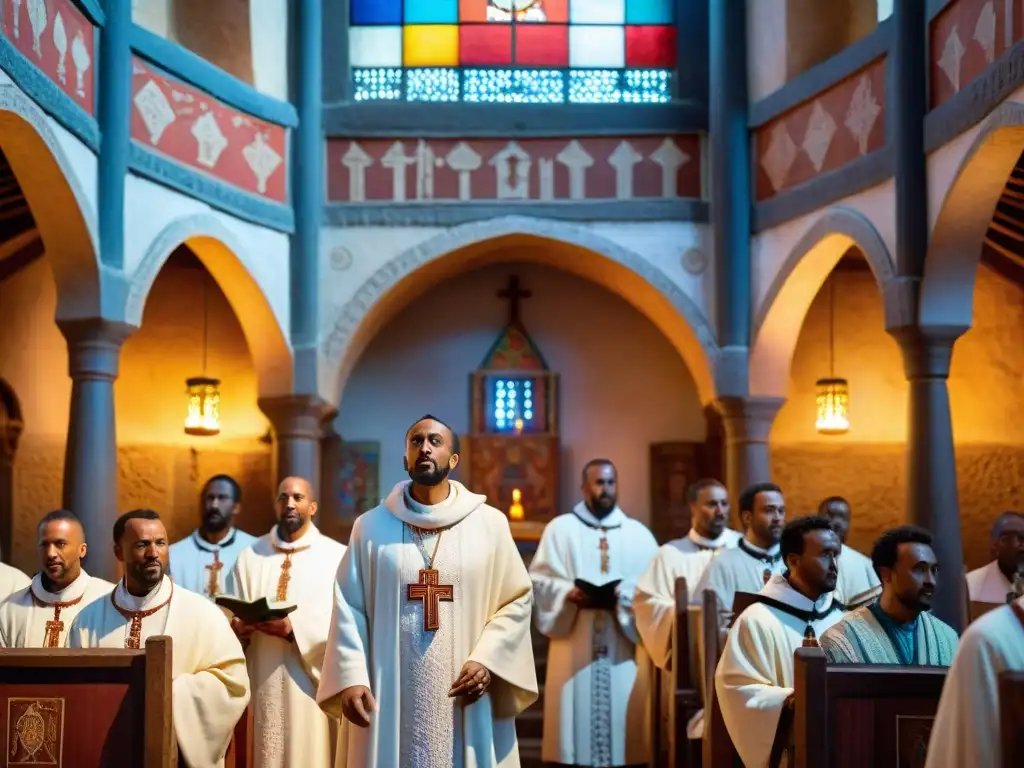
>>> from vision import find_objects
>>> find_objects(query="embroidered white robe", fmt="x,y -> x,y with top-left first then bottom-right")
530,503 -> 659,767
318,480 -> 537,768
925,598 -> 1024,768
169,528 -> 257,599
714,574 -> 845,768
230,525 -> 346,768
965,560 -> 1013,603
691,538 -> 784,610
0,571 -> 114,647
833,544 -> 881,606
0,562 -> 30,600
68,577 -> 250,768
634,528 -> 742,671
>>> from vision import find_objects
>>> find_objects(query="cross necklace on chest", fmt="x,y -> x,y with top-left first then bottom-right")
273,542 -> 311,602
407,525 -> 454,632
110,582 -> 175,649
33,592 -> 85,648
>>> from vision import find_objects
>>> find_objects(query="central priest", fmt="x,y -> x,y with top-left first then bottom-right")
317,415 -> 538,768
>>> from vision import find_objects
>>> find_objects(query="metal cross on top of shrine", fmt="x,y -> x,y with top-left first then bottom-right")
498,275 -> 532,324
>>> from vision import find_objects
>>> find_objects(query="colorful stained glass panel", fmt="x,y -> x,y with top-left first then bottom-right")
459,0 -> 491,22
625,25 -> 676,68
404,0 -> 458,24
569,0 -> 625,24
351,0 -> 402,24
350,26 -> 403,68
624,0 -> 674,24
403,25 -> 460,66
569,25 -> 624,68
515,24 -> 570,66
460,24 -> 514,65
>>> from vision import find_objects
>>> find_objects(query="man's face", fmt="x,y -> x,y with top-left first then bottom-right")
404,419 -> 458,487
582,463 -> 617,517
790,528 -> 841,595
37,520 -> 86,588
116,519 -> 168,591
743,491 -> 786,545
882,542 -> 939,613
992,516 -> 1024,576
822,500 -> 851,544
275,478 -> 317,535
202,479 -> 239,533
692,484 -> 730,540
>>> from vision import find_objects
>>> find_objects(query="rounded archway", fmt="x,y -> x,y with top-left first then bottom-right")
323,216 -> 719,408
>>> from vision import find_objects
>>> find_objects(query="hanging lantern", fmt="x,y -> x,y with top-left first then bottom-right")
185,377 -> 221,436
509,487 -> 525,521
815,377 -> 849,435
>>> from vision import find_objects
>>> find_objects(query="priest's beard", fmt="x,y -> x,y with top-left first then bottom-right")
202,508 -> 231,533
407,459 -> 450,487
587,493 -> 616,519
41,558 -> 80,592
127,557 -> 164,592
278,513 -> 308,537
898,587 -> 933,614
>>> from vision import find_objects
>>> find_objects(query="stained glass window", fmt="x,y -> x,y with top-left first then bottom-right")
349,0 -> 677,104
490,378 -> 535,432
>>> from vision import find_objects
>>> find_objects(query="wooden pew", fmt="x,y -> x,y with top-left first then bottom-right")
665,578 -> 703,767
0,635 -> 176,767
790,647 -> 947,768
999,670 -> 1024,768
224,703 -> 253,768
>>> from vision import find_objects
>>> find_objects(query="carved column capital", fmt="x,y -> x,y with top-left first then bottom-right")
888,324 -> 967,380
58,319 -> 135,381
258,394 -> 337,440
712,395 -> 786,444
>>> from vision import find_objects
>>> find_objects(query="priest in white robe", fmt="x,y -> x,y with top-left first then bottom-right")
318,415 -> 537,768
715,516 -> 845,768
965,510 -> 1023,602
0,559 -> 29,599
531,459 -> 658,767
68,509 -> 250,768
169,474 -> 257,599
692,482 -> 787,612
0,510 -> 113,648
818,496 -> 881,607
820,526 -> 957,665
229,476 -> 346,768
924,596 -> 1024,768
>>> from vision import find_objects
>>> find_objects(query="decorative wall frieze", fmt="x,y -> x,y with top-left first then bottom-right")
0,0 -> 95,115
130,57 -> 288,203
930,0 -> 1016,109
755,58 -> 886,201
326,135 -> 702,205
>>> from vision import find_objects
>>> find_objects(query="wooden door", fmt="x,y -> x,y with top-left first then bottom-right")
648,439 -> 721,545
0,378 -> 22,564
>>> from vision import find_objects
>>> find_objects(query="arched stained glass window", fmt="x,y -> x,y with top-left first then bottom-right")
349,0 -> 677,104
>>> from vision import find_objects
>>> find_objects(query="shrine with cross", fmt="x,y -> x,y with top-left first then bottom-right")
461,274 -> 561,553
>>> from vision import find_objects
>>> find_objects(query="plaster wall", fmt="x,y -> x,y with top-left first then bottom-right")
335,261 -> 706,527
771,266 -> 1024,570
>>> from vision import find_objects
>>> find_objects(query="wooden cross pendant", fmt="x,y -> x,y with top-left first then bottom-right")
44,606 -> 64,649
206,551 -> 223,597
599,534 -> 610,574
276,555 -> 293,602
407,568 -> 454,632
126,615 -> 144,649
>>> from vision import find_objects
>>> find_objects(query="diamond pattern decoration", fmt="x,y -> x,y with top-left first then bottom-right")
939,26 -> 965,93
802,101 -> 837,173
761,122 -> 798,193
845,75 -> 882,156
973,1 -> 996,64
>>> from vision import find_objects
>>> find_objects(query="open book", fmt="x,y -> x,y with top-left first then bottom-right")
215,596 -> 297,624
574,578 -> 621,603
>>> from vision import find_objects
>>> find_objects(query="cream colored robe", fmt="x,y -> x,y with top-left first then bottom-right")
0,571 -> 114,647
634,527 -> 742,670
925,598 -> 1024,768
67,577 -> 251,768
230,525 -> 346,768
833,544 -> 881,606
819,605 -> 958,665
0,562 -> 30,600
531,503 -> 659,767
965,560 -> 1013,603
714,574 -> 845,768
692,538 -> 784,609
169,528 -> 257,599
318,480 -> 537,768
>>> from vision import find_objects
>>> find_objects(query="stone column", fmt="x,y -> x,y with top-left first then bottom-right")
259,395 -> 337,497
60,319 -> 134,582
713,396 -> 785,519
891,325 -> 967,632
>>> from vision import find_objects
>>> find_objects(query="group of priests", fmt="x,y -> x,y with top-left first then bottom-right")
0,413 -> 1021,768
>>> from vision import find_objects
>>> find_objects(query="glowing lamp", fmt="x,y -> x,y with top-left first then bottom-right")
509,488 -> 525,520
514,417 -> 524,434
185,377 -> 221,436
815,377 -> 849,435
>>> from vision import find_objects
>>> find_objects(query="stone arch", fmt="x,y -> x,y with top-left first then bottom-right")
751,206 -> 911,397
323,215 -> 719,405
0,83 -> 101,319
920,100 -> 1024,329
127,213 -> 292,396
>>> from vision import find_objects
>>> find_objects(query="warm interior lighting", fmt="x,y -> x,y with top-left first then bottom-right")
514,417 -> 524,434
185,377 -> 221,436
815,378 -> 849,435
509,488 -> 524,520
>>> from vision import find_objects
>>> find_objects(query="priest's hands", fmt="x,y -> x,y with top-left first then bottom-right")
230,616 -> 255,639
566,586 -> 593,608
340,686 -> 377,728
449,661 -> 491,703
255,617 -> 293,641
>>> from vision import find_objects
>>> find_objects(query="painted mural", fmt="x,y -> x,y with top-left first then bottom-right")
326,134 -> 701,203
